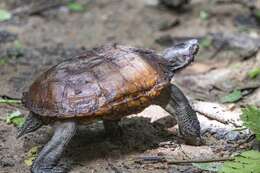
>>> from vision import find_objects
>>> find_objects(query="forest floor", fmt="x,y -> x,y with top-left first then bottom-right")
0,0 -> 260,172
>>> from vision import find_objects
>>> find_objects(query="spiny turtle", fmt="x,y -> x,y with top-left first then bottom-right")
18,39 -> 201,173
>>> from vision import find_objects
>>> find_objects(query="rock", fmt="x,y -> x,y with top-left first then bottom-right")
159,18 -> 180,31
194,101 -> 243,127
144,0 -> 159,6
224,131 -> 242,141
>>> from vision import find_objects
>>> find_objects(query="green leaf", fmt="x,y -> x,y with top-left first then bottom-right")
5,111 -> 25,127
0,9 -> 12,22
0,59 -> 7,65
200,36 -> 212,49
241,106 -> 260,141
24,146 -> 40,166
14,40 -> 23,49
241,150 -> 260,160
200,10 -> 209,20
193,162 -> 223,172
0,98 -> 22,104
67,2 -> 84,12
220,90 -> 242,103
248,67 -> 260,79
219,150 -> 260,173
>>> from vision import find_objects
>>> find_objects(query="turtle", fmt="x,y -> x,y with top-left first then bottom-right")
18,39 -> 201,173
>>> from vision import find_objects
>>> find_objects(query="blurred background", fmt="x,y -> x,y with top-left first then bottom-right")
0,0 -> 260,173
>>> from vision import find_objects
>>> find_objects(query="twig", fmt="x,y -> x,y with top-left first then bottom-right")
135,156 -> 234,164
166,157 -> 234,164
194,109 -> 228,125
215,0 -> 256,9
195,108 -> 242,128
12,0 -> 69,16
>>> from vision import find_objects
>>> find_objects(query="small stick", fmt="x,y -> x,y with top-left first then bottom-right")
194,109 -> 228,125
135,156 -> 234,164
215,0 -> 256,9
12,0 -> 69,16
166,157 -> 234,164
0,95 -> 21,100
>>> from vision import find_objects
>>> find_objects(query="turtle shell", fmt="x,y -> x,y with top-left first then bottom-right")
22,44 -> 170,120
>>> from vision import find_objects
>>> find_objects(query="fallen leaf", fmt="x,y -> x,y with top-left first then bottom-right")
6,111 -> 25,127
248,67 -> 260,79
200,36 -> 212,49
193,162 -> 223,172
14,40 -> 23,49
67,2 -> 85,12
0,9 -> 12,22
219,150 -> 260,173
0,98 -> 22,104
24,146 -> 40,166
241,106 -> 260,141
220,90 -> 242,103
253,9 -> 260,21
0,59 -> 7,65
200,10 -> 209,20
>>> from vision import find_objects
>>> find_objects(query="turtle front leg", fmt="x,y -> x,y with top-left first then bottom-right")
31,121 -> 77,173
163,84 -> 202,146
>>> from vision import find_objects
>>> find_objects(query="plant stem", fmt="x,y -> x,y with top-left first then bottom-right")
135,156 -> 234,164
0,99 -> 21,104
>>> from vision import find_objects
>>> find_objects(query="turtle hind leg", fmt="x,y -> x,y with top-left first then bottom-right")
32,121 -> 77,173
103,119 -> 123,139
17,112 -> 43,138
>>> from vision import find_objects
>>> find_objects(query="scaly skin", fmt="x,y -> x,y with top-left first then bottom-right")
164,84 -> 201,145
31,121 -> 76,173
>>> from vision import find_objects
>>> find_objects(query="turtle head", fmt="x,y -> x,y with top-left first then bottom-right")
162,39 -> 199,72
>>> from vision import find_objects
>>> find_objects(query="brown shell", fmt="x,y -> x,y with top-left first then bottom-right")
22,44 -> 170,120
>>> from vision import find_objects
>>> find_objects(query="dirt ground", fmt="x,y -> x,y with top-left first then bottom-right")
0,0 -> 259,173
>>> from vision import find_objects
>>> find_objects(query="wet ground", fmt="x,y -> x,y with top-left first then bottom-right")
0,0 -> 260,172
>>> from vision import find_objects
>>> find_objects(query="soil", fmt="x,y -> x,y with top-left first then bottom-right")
0,0 -> 259,173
